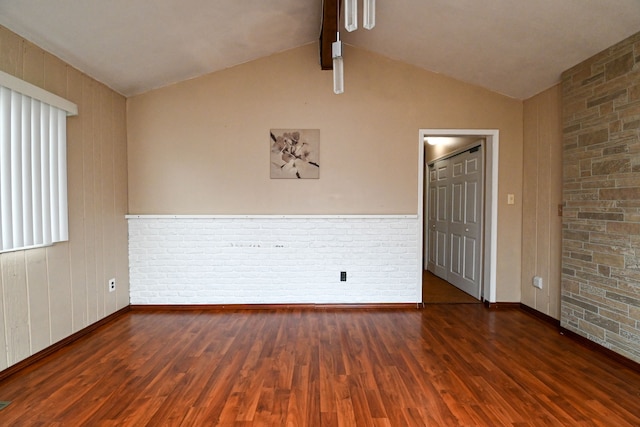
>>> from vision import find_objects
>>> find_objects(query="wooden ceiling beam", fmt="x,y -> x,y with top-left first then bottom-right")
319,0 -> 341,70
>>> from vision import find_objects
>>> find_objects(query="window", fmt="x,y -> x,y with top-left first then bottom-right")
0,70 -> 77,253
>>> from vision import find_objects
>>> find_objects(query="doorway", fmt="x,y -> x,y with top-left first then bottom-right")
427,144 -> 483,299
422,270 -> 481,303
417,129 -> 499,304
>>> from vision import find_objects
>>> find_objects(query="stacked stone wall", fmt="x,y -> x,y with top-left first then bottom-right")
561,31 -> 640,362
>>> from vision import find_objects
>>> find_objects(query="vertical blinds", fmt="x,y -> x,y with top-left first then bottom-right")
0,72 -> 76,253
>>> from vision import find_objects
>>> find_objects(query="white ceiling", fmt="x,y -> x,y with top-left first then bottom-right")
1,0 -> 639,99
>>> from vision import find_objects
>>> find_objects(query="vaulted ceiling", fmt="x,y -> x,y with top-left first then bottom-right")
1,0 -> 639,99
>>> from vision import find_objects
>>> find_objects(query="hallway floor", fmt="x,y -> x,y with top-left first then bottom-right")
422,270 -> 481,304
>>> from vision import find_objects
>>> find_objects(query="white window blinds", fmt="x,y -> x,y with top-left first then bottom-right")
0,71 -> 77,253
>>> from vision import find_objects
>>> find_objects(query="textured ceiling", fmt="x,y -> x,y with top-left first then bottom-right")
1,0 -> 639,99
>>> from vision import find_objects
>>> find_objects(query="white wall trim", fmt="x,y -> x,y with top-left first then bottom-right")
0,70 -> 78,116
418,129 -> 499,303
126,214 -> 417,219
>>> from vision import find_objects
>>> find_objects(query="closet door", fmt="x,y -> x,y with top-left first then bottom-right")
427,159 -> 449,279
427,146 -> 483,299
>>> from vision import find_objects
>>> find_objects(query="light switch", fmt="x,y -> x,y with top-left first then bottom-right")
507,194 -> 515,205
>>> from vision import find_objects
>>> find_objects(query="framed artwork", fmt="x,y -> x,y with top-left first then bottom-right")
270,129 -> 320,179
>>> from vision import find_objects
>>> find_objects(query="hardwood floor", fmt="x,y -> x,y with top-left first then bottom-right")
422,270 -> 481,304
0,306 -> 639,426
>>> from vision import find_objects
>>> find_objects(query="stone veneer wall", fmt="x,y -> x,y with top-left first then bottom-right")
561,31 -> 640,363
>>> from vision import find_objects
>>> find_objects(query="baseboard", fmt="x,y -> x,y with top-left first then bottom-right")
314,303 -> 418,310
519,303 -> 561,328
559,327 -> 640,374
0,306 -> 130,383
130,303 -> 420,311
484,301 -> 520,310
516,304 -> 639,373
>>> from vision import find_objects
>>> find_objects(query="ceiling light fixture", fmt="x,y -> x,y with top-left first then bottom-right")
426,137 -> 453,146
332,33 -> 344,94
333,0 -> 376,94
345,0 -> 376,32
363,0 -> 376,29
345,0 -> 358,32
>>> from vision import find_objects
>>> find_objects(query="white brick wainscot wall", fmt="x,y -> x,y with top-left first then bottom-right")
127,215 -> 421,305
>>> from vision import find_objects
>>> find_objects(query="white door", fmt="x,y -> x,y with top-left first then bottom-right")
427,146 -> 483,299
427,161 -> 449,279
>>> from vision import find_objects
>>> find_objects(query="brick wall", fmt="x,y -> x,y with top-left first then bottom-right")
561,31 -> 640,362
128,216 -> 419,304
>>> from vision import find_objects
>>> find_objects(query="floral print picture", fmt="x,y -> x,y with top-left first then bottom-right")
270,129 -> 320,179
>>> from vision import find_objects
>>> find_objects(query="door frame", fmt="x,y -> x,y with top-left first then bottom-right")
417,129 -> 498,303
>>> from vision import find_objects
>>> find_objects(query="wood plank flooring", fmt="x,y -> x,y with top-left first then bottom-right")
422,271 -> 481,304
0,306 -> 639,426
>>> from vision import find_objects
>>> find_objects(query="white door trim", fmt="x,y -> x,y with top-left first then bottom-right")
418,129 -> 499,303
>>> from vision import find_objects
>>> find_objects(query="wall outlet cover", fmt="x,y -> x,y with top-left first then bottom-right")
533,276 -> 543,289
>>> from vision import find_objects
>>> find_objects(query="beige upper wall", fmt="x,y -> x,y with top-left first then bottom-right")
127,43 -> 524,301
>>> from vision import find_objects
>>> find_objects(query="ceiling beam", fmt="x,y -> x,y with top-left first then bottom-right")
319,0 -> 341,70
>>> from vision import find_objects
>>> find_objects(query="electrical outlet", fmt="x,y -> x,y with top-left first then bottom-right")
340,271 -> 347,282
108,278 -> 116,292
533,276 -> 543,289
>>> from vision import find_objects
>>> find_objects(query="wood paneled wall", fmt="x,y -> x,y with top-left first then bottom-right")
522,85 -> 562,318
0,26 -> 129,369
